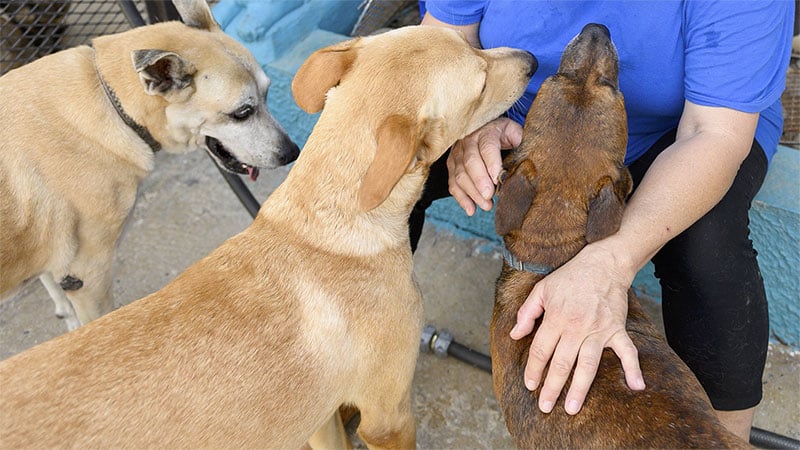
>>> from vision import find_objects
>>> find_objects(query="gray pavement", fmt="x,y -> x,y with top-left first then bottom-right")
1,148 -> 798,448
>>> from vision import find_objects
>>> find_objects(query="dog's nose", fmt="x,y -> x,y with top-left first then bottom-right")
523,51 -> 538,78
582,23 -> 610,38
280,139 -> 300,164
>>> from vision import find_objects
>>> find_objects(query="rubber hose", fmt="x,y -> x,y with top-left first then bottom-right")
750,426 -> 800,449
447,341 -> 492,373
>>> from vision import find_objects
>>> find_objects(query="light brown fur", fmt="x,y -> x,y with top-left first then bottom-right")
0,0 -> 298,330
0,25 -> 534,448
491,24 -> 749,449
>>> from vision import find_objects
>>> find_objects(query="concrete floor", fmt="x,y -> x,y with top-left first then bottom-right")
1,149 -> 798,448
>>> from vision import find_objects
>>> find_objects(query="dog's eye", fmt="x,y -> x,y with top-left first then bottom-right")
598,77 -> 617,89
230,105 -> 255,121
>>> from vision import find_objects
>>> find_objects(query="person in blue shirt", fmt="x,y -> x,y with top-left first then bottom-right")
411,0 -> 793,440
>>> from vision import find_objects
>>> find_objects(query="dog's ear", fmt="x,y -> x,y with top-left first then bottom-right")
132,50 -> 196,98
586,175 -> 627,243
292,39 -> 359,113
359,114 -> 417,211
495,159 -> 538,236
172,0 -> 221,31
358,114 -> 443,212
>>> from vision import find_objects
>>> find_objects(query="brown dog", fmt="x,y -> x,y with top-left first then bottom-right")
491,24 -> 748,449
0,25 -> 535,448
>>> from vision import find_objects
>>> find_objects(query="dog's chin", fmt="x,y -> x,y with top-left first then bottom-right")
205,136 -> 260,181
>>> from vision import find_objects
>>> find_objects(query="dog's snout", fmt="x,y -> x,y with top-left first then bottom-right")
523,51 -> 538,78
582,23 -> 610,39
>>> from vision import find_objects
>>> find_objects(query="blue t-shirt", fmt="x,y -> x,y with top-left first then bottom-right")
424,0 -> 793,164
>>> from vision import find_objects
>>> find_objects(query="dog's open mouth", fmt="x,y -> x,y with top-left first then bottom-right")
205,136 -> 260,181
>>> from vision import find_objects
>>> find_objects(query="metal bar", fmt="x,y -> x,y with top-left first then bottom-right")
117,0 -> 145,27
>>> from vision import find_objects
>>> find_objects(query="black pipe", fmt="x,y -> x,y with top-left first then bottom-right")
447,340 -> 492,373
421,324 -> 799,449
208,152 -> 261,219
751,427 -> 800,450
118,0 -> 145,27
145,0 -> 181,23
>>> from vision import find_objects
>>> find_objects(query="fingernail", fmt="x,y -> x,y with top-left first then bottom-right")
509,324 -> 519,337
540,400 -> 554,414
481,185 -> 493,199
566,399 -> 581,415
634,376 -> 646,390
525,378 -> 538,391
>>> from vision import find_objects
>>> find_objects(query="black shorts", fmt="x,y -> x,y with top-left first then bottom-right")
628,129 -> 769,411
410,129 -> 769,411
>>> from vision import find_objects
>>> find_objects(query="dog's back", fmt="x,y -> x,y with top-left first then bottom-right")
0,232 -> 415,448
492,24 -> 748,448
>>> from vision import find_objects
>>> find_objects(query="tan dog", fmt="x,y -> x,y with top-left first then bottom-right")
0,0 -> 299,331
0,25 -> 535,448
491,24 -> 748,448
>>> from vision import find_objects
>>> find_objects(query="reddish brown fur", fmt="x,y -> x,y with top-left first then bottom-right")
491,24 -> 749,449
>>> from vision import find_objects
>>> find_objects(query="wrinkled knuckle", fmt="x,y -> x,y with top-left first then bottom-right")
528,344 -> 549,363
577,354 -> 600,371
463,151 -> 482,165
453,172 -> 471,187
446,156 -> 456,170
565,314 -> 585,327
550,358 -> 573,374
447,186 -> 459,198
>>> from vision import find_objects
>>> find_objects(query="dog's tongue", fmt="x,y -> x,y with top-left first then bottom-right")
247,166 -> 260,181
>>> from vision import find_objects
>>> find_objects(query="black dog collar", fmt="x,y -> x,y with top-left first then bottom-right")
93,48 -> 162,153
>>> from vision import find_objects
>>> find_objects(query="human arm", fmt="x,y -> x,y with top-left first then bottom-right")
511,101 -> 759,414
420,12 -> 481,48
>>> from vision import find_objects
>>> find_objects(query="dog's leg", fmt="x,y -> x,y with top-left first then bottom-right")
38,271 -> 80,331
306,411 -> 352,450
64,272 -> 113,327
356,388 -> 415,450
63,247 -> 116,327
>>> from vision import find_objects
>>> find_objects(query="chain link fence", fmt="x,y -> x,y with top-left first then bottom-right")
0,0 -> 149,75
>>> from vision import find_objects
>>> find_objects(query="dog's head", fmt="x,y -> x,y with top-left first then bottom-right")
495,24 -> 631,263
292,26 -> 537,211
128,0 -> 299,179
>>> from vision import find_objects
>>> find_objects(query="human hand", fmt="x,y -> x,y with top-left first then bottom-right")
509,242 -> 646,415
446,117 -> 523,215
